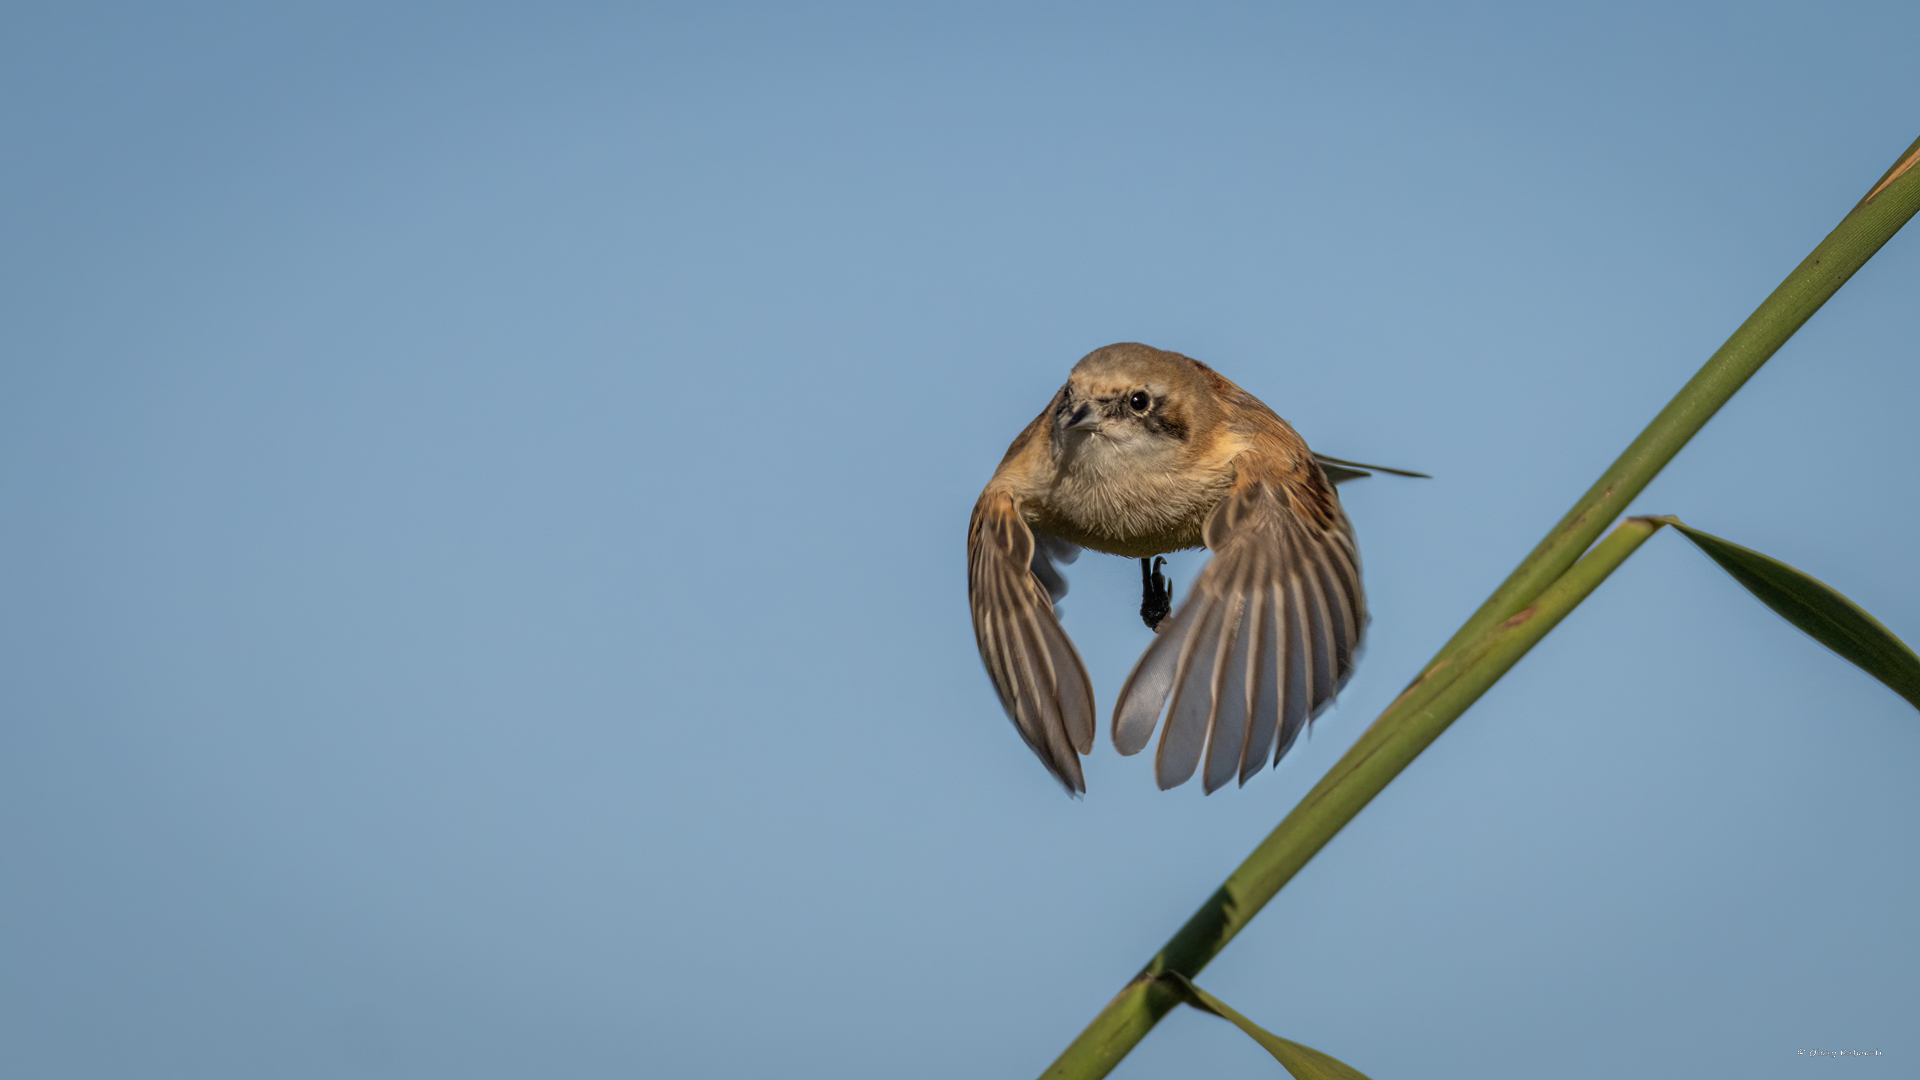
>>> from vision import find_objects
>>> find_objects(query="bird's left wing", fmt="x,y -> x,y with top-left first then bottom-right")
1111,456 -> 1366,793
968,492 -> 1097,794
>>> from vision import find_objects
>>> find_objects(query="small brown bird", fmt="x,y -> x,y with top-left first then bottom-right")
967,342 -> 1422,795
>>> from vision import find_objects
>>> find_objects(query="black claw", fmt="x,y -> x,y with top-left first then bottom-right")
1139,556 -> 1172,631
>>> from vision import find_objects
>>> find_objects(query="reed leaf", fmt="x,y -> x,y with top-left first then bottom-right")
1659,518 -> 1920,710
1161,973 -> 1376,1080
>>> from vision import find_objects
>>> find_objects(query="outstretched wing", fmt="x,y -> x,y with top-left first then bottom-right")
1111,462 -> 1366,793
968,492 -> 1097,794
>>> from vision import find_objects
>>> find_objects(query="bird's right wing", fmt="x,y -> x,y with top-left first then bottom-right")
968,492 -> 1096,794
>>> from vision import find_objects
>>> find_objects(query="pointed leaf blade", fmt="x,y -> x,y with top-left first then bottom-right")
1661,518 -> 1920,711
1161,973 -> 1376,1080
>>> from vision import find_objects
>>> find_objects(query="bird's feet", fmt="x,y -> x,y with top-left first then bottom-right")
1139,556 -> 1172,631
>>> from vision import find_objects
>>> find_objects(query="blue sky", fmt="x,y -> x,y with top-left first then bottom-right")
2,3 -> 1915,1077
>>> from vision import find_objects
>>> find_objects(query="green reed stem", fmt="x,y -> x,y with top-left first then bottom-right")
1040,133 -> 1920,1079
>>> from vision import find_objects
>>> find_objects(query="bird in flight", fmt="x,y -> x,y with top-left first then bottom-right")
967,342 -> 1424,795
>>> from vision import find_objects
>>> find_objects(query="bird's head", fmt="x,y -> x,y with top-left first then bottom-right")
1051,343 -> 1221,466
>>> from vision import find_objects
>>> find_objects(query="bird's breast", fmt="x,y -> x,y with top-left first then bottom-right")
1027,452 -> 1233,559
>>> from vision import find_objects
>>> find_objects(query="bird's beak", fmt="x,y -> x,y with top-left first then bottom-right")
1062,402 -> 1102,433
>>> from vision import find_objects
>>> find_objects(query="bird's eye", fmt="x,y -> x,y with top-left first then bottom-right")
1129,390 -> 1151,413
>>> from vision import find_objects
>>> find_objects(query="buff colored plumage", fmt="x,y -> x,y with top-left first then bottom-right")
968,343 -> 1422,794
